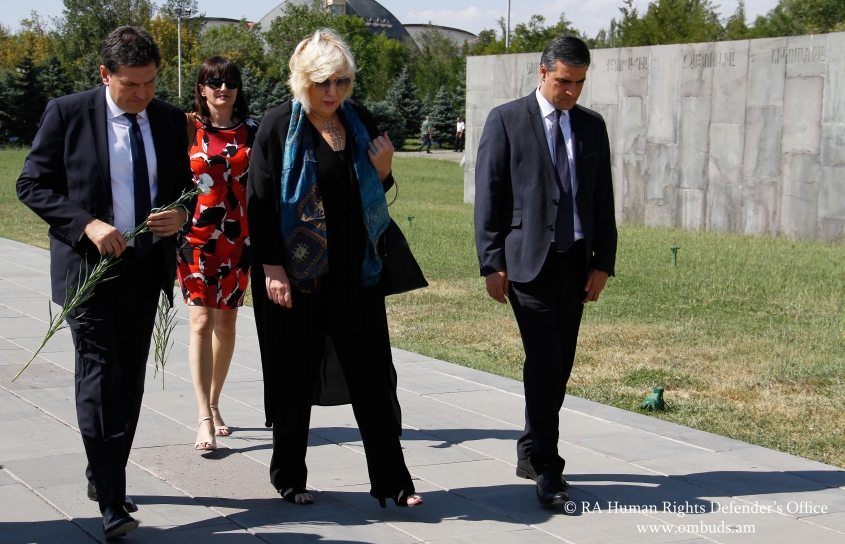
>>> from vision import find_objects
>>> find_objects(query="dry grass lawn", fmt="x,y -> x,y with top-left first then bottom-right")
2,148 -> 843,467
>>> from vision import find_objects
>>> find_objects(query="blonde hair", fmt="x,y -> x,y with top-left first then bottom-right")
288,28 -> 356,113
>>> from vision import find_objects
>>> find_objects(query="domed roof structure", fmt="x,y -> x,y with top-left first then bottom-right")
258,0 -> 414,43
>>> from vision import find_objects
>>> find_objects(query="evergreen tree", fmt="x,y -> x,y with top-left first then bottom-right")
364,99 -> 405,150
74,53 -> 102,92
250,75 -> 291,120
429,85 -> 455,147
57,0 -> 156,67
39,56 -> 74,100
385,67 -> 423,147
4,55 -> 48,143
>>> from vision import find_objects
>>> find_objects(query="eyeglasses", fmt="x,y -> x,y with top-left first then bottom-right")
203,78 -> 240,90
314,77 -> 352,92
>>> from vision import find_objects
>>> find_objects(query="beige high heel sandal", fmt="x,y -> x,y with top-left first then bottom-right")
195,416 -> 217,450
210,404 -> 230,436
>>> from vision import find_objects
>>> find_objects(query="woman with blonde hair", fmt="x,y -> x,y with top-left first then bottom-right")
247,29 -> 422,508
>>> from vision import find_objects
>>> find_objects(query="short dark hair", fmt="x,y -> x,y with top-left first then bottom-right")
194,56 -> 250,125
541,35 -> 591,71
101,26 -> 161,73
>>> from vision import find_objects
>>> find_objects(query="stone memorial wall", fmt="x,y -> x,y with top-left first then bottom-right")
464,33 -> 845,242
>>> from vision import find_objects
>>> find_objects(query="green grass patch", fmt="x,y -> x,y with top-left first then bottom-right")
0,148 -> 48,249
3,148 -> 844,467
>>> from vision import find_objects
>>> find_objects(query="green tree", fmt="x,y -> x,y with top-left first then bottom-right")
3,56 -> 49,143
723,1 -> 751,41
610,0 -> 725,47
428,85 -> 455,147
364,99 -> 405,149
262,0 -> 334,80
750,0 -> 845,37
198,19 -> 264,73
472,13 -> 585,55
73,52 -> 103,92
412,26 -> 465,104
249,75 -> 291,120
385,66 -> 423,146
39,56 -> 74,100
56,0 -> 155,67
359,31 -> 414,102
261,0 -> 392,102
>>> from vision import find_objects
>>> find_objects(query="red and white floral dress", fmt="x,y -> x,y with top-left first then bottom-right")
177,118 -> 258,309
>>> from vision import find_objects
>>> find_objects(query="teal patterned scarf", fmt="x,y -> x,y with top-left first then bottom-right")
280,99 -> 390,292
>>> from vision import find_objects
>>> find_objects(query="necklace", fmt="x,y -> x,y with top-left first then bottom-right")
324,120 -> 344,151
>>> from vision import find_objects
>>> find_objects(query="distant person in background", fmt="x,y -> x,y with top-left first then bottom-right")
455,116 -> 465,152
16,26 -> 194,539
474,35 -> 617,506
418,115 -> 432,153
178,56 -> 258,451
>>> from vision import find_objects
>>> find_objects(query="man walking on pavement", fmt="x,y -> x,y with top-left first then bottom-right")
474,35 -> 617,506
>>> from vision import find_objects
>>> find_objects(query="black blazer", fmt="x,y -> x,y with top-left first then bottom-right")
474,93 -> 617,283
247,99 -> 399,427
16,87 -> 196,305
247,98 -> 394,268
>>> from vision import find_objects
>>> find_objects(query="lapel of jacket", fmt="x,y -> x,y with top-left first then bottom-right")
526,94 -> 557,184
88,88 -> 112,205
145,99 -> 168,206
569,104 -> 587,210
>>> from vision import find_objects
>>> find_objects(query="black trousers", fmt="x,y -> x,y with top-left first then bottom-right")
268,279 -> 413,498
67,245 -> 163,511
509,241 -> 586,476
455,133 -> 465,152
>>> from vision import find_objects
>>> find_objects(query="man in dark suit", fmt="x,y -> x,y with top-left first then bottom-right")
17,27 -> 194,539
474,36 -> 617,505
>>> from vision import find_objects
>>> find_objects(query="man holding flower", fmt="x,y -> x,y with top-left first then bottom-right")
16,26 -> 195,539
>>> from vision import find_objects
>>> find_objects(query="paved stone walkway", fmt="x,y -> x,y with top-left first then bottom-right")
1,236 -> 843,543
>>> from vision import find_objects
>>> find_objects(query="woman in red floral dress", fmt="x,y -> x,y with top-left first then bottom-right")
178,56 -> 257,450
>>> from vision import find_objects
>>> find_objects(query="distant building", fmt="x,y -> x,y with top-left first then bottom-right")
404,24 -> 478,48
256,0 -> 475,47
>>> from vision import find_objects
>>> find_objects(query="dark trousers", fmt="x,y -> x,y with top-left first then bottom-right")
418,134 -> 431,152
509,241 -> 586,476
455,133 -> 464,152
268,280 -> 413,498
68,245 -> 163,511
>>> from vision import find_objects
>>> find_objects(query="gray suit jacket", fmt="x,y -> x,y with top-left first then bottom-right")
474,93 -> 617,283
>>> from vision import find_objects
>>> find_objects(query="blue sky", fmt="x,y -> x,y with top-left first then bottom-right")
3,0 -> 781,38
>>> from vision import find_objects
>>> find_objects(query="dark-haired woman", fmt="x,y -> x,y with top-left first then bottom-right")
178,56 -> 258,451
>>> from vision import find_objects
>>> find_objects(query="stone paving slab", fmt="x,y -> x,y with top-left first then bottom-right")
1,235 -> 845,543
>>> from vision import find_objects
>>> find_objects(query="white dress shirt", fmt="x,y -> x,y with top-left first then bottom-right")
104,87 -> 158,246
456,120 -> 465,134
535,87 -> 583,240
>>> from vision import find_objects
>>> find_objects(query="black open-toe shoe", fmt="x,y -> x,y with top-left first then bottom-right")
371,488 -> 423,508
280,487 -> 314,505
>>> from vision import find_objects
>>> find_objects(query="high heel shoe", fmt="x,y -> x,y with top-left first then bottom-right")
195,416 -> 217,450
371,488 -> 423,508
209,404 -> 230,436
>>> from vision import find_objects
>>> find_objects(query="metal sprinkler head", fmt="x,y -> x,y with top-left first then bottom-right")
642,386 -> 665,411
669,246 -> 681,266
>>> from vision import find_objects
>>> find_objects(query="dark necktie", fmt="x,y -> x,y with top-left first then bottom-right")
552,109 -> 574,252
125,113 -> 152,258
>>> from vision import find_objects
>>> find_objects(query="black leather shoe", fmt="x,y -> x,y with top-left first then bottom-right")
536,471 -> 569,505
88,482 -> 138,513
102,503 -> 138,540
516,458 -> 538,481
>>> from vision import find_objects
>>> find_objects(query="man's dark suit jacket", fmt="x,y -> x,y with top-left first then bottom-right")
474,93 -> 617,283
17,87 -> 195,305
